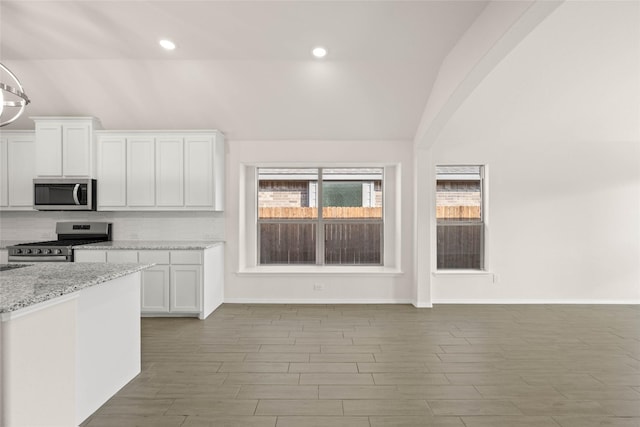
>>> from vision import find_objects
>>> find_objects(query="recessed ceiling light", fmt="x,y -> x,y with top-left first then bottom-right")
159,39 -> 176,50
312,47 -> 327,58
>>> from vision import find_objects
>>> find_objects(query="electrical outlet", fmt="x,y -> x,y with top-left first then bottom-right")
313,283 -> 325,291
493,274 -> 500,284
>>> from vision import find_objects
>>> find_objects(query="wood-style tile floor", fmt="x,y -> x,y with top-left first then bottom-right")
82,304 -> 640,427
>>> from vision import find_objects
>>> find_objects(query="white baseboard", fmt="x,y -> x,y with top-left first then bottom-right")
223,298 -> 639,306
432,299 -> 640,305
223,298 -> 413,305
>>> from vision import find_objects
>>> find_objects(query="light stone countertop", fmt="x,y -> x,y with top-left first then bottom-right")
0,262 -> 153,313
74,240 -> 224,250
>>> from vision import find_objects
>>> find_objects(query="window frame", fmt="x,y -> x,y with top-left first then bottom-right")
435,165 -> 486,271
256,167 -> 384,266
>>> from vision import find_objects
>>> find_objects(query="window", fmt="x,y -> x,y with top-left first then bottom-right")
258,167 -> 383,265
436,165 -> 484,270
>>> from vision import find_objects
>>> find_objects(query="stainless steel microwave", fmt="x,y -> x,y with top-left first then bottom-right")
33,178 -> 97,211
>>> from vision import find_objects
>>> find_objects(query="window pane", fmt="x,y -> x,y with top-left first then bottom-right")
259,223 -> 316,264
437,223 -> 483,269
324,223 -> 382,265
436,165 -> 484,270
257,167 -> 385,267
322,168 -> 382,219
436,166 -> 481,221
258,168 -> 318,219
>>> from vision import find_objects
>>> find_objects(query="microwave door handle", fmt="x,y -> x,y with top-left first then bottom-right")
73,184 -> 80,205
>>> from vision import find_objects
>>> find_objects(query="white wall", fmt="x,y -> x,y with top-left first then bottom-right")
225,139 -> 414,303
0,211 -> 225,242
430,1 -> 640,303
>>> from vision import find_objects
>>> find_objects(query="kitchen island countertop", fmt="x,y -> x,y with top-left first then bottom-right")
75,240 -> 224,250
0,262 -> 152,313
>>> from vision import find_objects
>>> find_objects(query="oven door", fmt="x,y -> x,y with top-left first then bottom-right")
33,178 -> 96,211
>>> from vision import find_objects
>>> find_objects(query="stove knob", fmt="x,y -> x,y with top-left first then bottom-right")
34,249 -> 42,254
14,249 -> 22,254
44,249 -> 52,254
25,249 -> 32,254
54,249 -> 62,255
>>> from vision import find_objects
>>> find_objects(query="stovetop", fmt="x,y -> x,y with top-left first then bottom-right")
7,221 -> 112,261
12,239 -> 108,247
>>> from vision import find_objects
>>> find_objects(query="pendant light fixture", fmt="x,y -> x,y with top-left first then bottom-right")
0,63 -> 31,127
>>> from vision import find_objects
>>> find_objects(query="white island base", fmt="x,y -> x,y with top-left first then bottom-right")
1,272 -> 141,427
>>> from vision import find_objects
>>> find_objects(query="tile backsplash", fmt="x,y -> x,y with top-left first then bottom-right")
0,211 -> 225,241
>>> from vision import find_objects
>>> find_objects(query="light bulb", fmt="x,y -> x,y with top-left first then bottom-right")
159,39 -> 176,50
312,47 -> 327,58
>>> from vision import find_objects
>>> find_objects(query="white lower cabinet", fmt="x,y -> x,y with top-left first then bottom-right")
0,249 -> 8,263
74,246 -> 223,319
170,265 -> 200,313
141,266 -> 170,312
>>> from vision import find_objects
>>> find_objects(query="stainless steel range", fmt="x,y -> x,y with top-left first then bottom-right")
8,222 -> 112,262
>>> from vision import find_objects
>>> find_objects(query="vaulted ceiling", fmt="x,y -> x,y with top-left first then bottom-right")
0,0 -> 488,140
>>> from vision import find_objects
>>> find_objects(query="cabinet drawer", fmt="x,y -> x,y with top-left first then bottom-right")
170,251 -> 202,265
107,250 -> 138,263
139,250 -> 170,264
75,250 -> 106,263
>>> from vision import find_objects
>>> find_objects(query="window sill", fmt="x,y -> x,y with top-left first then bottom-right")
237,266 -> 404,276
432,270 -> 493,277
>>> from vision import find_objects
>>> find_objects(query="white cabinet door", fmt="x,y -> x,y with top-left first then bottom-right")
155,137 -> 183,207
97,137 -> 127,208
184,136 -> 213,208
170,265 -> 201,313
141,266 -> 170,312
1,132 -> 36,210
35,123 -> 63,176
0,137 -> 7,207
34,117 -> 100,178
94,130 -> 223,211
8,135 -> 36,207
0,249 -> 8,264
62,123 -> 92,177
127,137 -> 155,206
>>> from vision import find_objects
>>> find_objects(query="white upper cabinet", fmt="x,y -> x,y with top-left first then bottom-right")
34,123 -> 62,176
156,137 -> 184,207
96,136 -> 126,207
63,123 -> 93,176
0,137 -> 7,207
184,134 -> 225,209
127,137 -> 155,207
33,117 -> 101,178
96,130 -> 224,211
0,131 -> 36,210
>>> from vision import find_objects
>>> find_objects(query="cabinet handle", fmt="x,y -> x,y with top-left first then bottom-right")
73,184 -> 80,205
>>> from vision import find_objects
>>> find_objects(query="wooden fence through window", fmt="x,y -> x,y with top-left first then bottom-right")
259,207 -> 382,219
436,206 -> 481,220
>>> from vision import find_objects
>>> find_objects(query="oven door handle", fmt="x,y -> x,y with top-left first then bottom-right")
8,255 -> 70,262
73,184 -> 80,205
